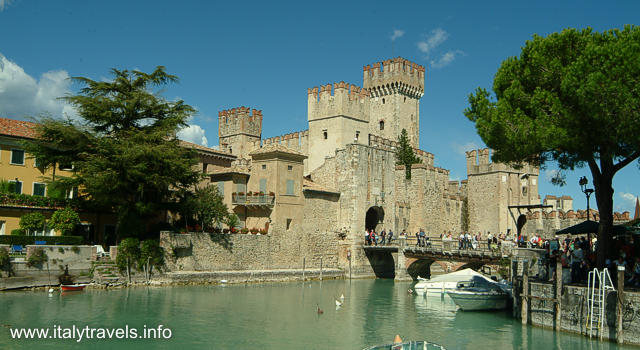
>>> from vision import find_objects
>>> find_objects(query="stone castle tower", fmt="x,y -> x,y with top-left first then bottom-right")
307,57 -> 425,173
218,107 -> 262,158
465,148 -> 540,236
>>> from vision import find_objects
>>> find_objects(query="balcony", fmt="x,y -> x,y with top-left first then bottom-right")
232,193 -> 275,208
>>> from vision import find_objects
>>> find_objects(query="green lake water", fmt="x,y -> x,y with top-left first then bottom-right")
0,279 -> 634,350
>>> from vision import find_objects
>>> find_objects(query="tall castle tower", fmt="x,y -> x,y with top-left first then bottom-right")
363,57 -> 425,148
465,148 -> 540,236
306,57 -> 425,174
218,107 -> 262,159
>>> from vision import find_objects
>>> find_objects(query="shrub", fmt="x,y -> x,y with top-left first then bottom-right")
0,235 -> 83,246
116,238 -> 141,283
19,212 -> 46,235
11,228 -> 25,236
49,207 -> 81,236
26,247 -> 48,268
0,248 -> 10,270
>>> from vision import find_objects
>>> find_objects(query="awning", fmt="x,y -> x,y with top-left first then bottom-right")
555,220 -> 630,236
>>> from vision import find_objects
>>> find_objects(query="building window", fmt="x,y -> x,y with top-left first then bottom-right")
286,218 -> 292,231
287,165 -> 293,171
286,180 -> 294,195
10,149 -> 25,165
262,164 -> 266,170
323,130 -> 328,140
236,182 -> 246,194
259,178 -> 267,193
0,221 -> 4,235
379,121 -> 384,130
382,98 -> 385,104
229,147 -> 233,154
34,157 -> 42,168
9,180 -> 22,194
355,131 -> 360,142
404,97 -> 407,102
217,181 -> 224,196
59,162 -> 73,171
33,183 -> 46,196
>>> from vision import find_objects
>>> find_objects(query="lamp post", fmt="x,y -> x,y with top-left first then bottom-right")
579,176 -> 595,246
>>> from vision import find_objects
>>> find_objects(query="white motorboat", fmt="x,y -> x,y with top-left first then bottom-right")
413,268 -> 488,296
446,277 -> 510,311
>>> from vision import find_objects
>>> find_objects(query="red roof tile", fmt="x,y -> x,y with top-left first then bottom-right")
0,117 -> 39,139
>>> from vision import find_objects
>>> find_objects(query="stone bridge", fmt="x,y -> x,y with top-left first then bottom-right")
361,237 -> 508,280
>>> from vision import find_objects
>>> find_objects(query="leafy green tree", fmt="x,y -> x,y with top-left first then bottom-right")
25,67 -> 201,239
192,186 -> 228,232
464,26 -> 640,267
116,238 -> 141,284
139,239 -> 164,281
395,128 -> 422,179
19,212 -> 46,235
49,207 -> 81,236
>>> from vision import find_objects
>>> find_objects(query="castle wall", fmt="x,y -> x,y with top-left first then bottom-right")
466,148 -> 540,236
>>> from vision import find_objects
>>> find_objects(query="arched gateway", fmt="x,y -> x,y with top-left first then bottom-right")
365,206 -> 385,232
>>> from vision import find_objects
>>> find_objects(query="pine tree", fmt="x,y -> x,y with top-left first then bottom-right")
395,128 -> 421,179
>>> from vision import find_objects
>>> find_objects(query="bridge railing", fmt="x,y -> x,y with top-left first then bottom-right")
403,236 -> 514,256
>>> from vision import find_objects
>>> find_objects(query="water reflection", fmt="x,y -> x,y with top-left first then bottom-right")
0,280 -> 636,350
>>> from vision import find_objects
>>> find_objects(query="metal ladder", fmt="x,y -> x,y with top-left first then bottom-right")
586,268 -> 615,339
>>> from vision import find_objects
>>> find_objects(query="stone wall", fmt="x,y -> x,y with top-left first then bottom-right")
0,245 -> 95,289
160,228 -> 342,273
524,282 -> 640,345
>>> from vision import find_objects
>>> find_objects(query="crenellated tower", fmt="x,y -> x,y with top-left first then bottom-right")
218,107 -> 263,158
363,57 -> 425,148
307,81 -> 370,173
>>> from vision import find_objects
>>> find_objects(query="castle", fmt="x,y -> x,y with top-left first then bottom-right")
209,56 -> 630,250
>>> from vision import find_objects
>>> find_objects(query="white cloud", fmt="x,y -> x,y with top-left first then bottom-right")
417,28 -> 448,55
452,141 -> 479,156
0,0 -> 13,11
177,124 -> 208,147
390,29 -> 404,42
544,169 -> 560,183
430,50 -> 464,69
619,192 -> 637,205
0,53 -> 76,119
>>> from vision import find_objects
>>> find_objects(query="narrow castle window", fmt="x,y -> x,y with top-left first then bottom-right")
379,120 -> 384,130
404,97 -> 407,103
262,164 -> 266,170
355,131 -> 360,142
382,98 -> 385,104
287,165 -> 293,171
323,130 -> 328,140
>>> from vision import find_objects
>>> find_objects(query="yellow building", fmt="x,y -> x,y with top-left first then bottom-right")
0,117 -> 116,242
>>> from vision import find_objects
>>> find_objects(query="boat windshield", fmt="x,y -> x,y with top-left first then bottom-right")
363,341 -> 447,350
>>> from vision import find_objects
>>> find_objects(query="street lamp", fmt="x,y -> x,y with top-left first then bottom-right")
579,176 -> 595,248
579,176 -> 594,221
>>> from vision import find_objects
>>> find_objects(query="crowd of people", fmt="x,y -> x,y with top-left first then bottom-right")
544,234 -> 640,287
440,231 -> 513,251
364,229 -> 394,246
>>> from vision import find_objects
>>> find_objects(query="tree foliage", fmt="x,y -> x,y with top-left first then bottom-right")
24,67 -> 201,239
49,207 -> 81,236
395,128 -> 422,179
192,186 -> 228,232
116,237 -> 141,283
464,26 -> 640,267
19,212 -> 46,235
139,239 -> 164,281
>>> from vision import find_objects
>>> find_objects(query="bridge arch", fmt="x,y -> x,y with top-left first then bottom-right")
365,206 -> 385,232
406,258 -> 434,280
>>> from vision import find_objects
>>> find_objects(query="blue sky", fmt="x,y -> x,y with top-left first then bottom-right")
0,0 -> 638,213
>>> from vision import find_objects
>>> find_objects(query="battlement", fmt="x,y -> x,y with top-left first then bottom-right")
363,57 -> 425,98
307,82 -> 370,122
367,134 -> 434,166
218,106 -> 263,138
466,148 -> 539,176
262,129 -> 309,154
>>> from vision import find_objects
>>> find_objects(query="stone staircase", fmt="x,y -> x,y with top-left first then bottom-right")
92,261 -> 121,284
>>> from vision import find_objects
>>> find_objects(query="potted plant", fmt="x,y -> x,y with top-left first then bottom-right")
268,191 -> 275,197
259,228 -> 268,235
241,228 -> 249,234
223,228 -> 230,234
250,228 -> 258,234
